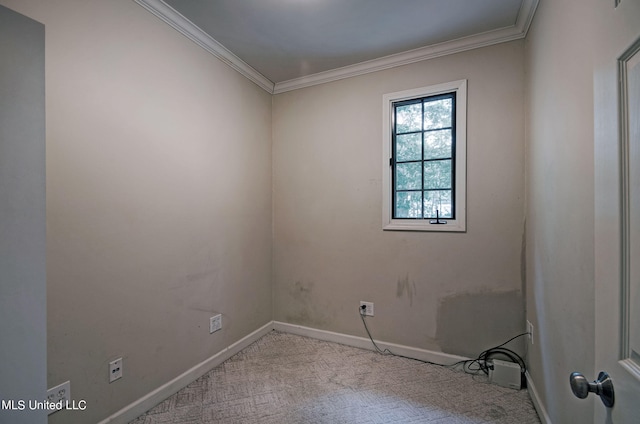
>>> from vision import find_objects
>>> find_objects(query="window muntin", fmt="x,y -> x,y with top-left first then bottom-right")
382,80 -> 466,232
392,93 -> 456,219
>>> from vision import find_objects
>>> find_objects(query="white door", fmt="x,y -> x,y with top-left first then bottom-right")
594,0 -> 640,422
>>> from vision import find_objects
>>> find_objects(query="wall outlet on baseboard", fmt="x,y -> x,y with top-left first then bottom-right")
46,381 -> 70,415
210,314 -> 222,333
527,320 -> 534,344
360,301 -> 374,316
109,357 -> 123,383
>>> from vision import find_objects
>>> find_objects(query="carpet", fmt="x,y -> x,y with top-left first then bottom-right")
130,331 -> 541,423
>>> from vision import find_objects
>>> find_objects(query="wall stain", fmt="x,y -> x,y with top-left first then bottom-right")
435,290 -> 524,358
396,274 -> 417,306
186,269 -> 217,283
284,310 -> 329,328
167,267 -> 218,290
188,306 -> 217,313
289,280 -> 314,302
285,280 -> 331,327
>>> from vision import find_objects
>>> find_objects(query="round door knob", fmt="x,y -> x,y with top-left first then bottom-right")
569,372 -> 591,399
569,371 -> 615,408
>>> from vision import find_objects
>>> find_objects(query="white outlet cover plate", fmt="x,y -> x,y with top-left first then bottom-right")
360,301 -> 374,316
210,314 -> 222,333
46,381 -> 70,415
109,358 -> 123,383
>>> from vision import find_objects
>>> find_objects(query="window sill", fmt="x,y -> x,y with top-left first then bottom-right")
383,219 -> 466,232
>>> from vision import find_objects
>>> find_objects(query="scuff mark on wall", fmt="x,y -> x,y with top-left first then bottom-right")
170,265 -> 222,315
285,309 -> 326,327
285,280 -> 332,327
186,268 -> 218,284
289,280 -> 314,301
435,289 -> 524,358
396,274 -> 417,306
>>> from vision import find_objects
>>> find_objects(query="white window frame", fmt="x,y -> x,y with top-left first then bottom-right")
382,79 -> 467,232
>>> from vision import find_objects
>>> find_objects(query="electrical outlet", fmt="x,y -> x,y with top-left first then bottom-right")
46,381 -> 70,415
527,320 -> 534,344
210,314 -> 222,333
109,357 -> 123,383
360,301 -> 374,316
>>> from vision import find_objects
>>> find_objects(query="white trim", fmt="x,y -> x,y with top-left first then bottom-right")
273,321 -> 469,365
134,0 -> 538,95
382,79 -> 467,232
273,0 -> 539,93
620,358 -> 640,383
96,322 -> 273,424
133,0 -> 275,93
525,371 -> 552,424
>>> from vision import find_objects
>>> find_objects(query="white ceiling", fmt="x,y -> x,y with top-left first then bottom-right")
136,0 -> 538,93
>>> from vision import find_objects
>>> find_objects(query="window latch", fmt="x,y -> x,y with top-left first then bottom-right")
429,210 -> 447,225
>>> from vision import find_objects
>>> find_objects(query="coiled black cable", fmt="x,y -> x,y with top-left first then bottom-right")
359,305 -> 529,378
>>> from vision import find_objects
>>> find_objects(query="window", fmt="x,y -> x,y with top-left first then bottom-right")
382,80 -> 466,232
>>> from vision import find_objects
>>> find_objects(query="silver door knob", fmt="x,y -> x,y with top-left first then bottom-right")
569,371 -> 615,408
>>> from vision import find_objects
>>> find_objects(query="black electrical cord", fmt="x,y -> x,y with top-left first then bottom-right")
359,306 -> 530,377
359,305 -> 449,367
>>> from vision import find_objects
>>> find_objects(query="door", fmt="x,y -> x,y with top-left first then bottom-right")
0,4 -> 47,424
594,0 -> 640,423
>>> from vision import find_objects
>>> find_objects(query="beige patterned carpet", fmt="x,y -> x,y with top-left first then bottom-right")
130,331 -> 540,423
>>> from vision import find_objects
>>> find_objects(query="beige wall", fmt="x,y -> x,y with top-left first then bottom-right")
525,0 -> 595,422
0,1 -> 273,423
273,41 -> 526,357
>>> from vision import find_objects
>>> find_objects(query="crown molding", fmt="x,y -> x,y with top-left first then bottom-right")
134,0 -> 538,95
134,0 -> 275,93
273,0 -> 539,94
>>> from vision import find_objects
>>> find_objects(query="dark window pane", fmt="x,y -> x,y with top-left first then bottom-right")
396,191 -> 422,218
391,91 -> 457,222
424,190 -> 452,218
424,160 -> 451,189
424,129 -> 452,160
396,162 -> 422,190
423,98 -> 452,130
396,133 -> 421,162
396,103 -> 422,133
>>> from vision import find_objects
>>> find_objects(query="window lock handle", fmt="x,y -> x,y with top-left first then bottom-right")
429,210 -> 447,225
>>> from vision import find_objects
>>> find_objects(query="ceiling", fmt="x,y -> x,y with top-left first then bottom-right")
135,0 -> 538,93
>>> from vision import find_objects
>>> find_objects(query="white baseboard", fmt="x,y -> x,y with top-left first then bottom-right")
525,371 -> 552,424
273,321 -> 469,365
97,321 -> 273,424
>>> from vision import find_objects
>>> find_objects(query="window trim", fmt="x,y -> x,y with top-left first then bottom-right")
382,80 -> 467,232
